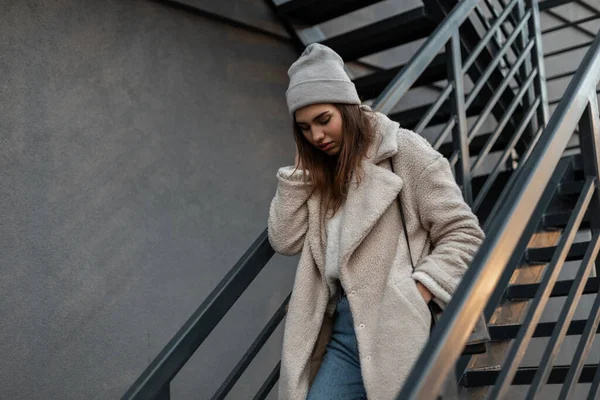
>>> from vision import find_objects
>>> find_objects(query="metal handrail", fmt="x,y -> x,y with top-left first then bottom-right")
396,31 -> 600,400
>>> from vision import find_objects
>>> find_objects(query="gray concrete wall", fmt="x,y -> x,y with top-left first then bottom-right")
0,0 -> 298,399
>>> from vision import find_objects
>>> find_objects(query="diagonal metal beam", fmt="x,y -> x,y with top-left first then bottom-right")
543,14 -> 600,34
575,0 -> 600,17
544,9 -> 597,39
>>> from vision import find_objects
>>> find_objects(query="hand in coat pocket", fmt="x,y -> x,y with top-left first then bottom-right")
415,281 -> 433,303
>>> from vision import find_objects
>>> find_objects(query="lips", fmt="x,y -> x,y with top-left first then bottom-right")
319,142 -> 334,151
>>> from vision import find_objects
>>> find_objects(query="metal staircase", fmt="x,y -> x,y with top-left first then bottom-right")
122,0 -> 600,398
401,32 -> 600,398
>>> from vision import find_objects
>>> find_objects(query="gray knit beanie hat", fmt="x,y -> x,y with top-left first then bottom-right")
286,43 -> 361,116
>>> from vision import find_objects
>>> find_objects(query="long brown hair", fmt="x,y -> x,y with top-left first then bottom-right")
294,104 -> 378,216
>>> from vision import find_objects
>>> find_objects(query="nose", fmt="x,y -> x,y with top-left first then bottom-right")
311,128 -> 325,143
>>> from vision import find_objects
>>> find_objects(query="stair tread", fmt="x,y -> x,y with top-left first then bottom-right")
525,241 -> 589,263
559,180 -> 585,196
320,8 -> 436,61
507,276 -> 598,299
275,0 -> 388,25
543,210 -> 590,229
462,364 -> 599,387
488,318 -> 598,341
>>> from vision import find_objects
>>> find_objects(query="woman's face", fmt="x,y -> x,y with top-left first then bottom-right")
295,104 -> 343,156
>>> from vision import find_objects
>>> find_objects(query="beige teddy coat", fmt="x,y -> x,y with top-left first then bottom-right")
268,111 -> 485,400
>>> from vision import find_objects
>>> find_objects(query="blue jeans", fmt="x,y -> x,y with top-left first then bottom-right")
307,294 -> 367,400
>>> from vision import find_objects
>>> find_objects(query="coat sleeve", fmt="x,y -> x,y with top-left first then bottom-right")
406,142 -> 485,307
267,166 -> 313,255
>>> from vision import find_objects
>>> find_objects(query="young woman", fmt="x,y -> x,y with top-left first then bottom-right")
268,43 -> 484,400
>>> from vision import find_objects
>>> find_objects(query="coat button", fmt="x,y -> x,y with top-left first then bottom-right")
366,356 -> 371,361
350,291 -> 357,296
359,323 -> 365,329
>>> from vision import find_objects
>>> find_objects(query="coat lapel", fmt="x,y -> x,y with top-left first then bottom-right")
338,162 -> 403,268
337,110 -> 403,267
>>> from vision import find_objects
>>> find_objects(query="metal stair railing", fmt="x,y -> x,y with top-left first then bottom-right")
374,0 -> 548,211
396,31 -> 600,400
121,0 -> 549,398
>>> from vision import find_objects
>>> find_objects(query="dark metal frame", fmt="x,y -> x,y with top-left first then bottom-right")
396,31 -> 600,400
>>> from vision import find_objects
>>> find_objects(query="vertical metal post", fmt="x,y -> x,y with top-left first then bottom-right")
515,0 -> 536,151
528,0 -> 550,126
578,93 -> 600,275
447,32 -> 472,204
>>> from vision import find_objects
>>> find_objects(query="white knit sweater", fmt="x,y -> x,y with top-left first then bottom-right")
324,205 -> 343,300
